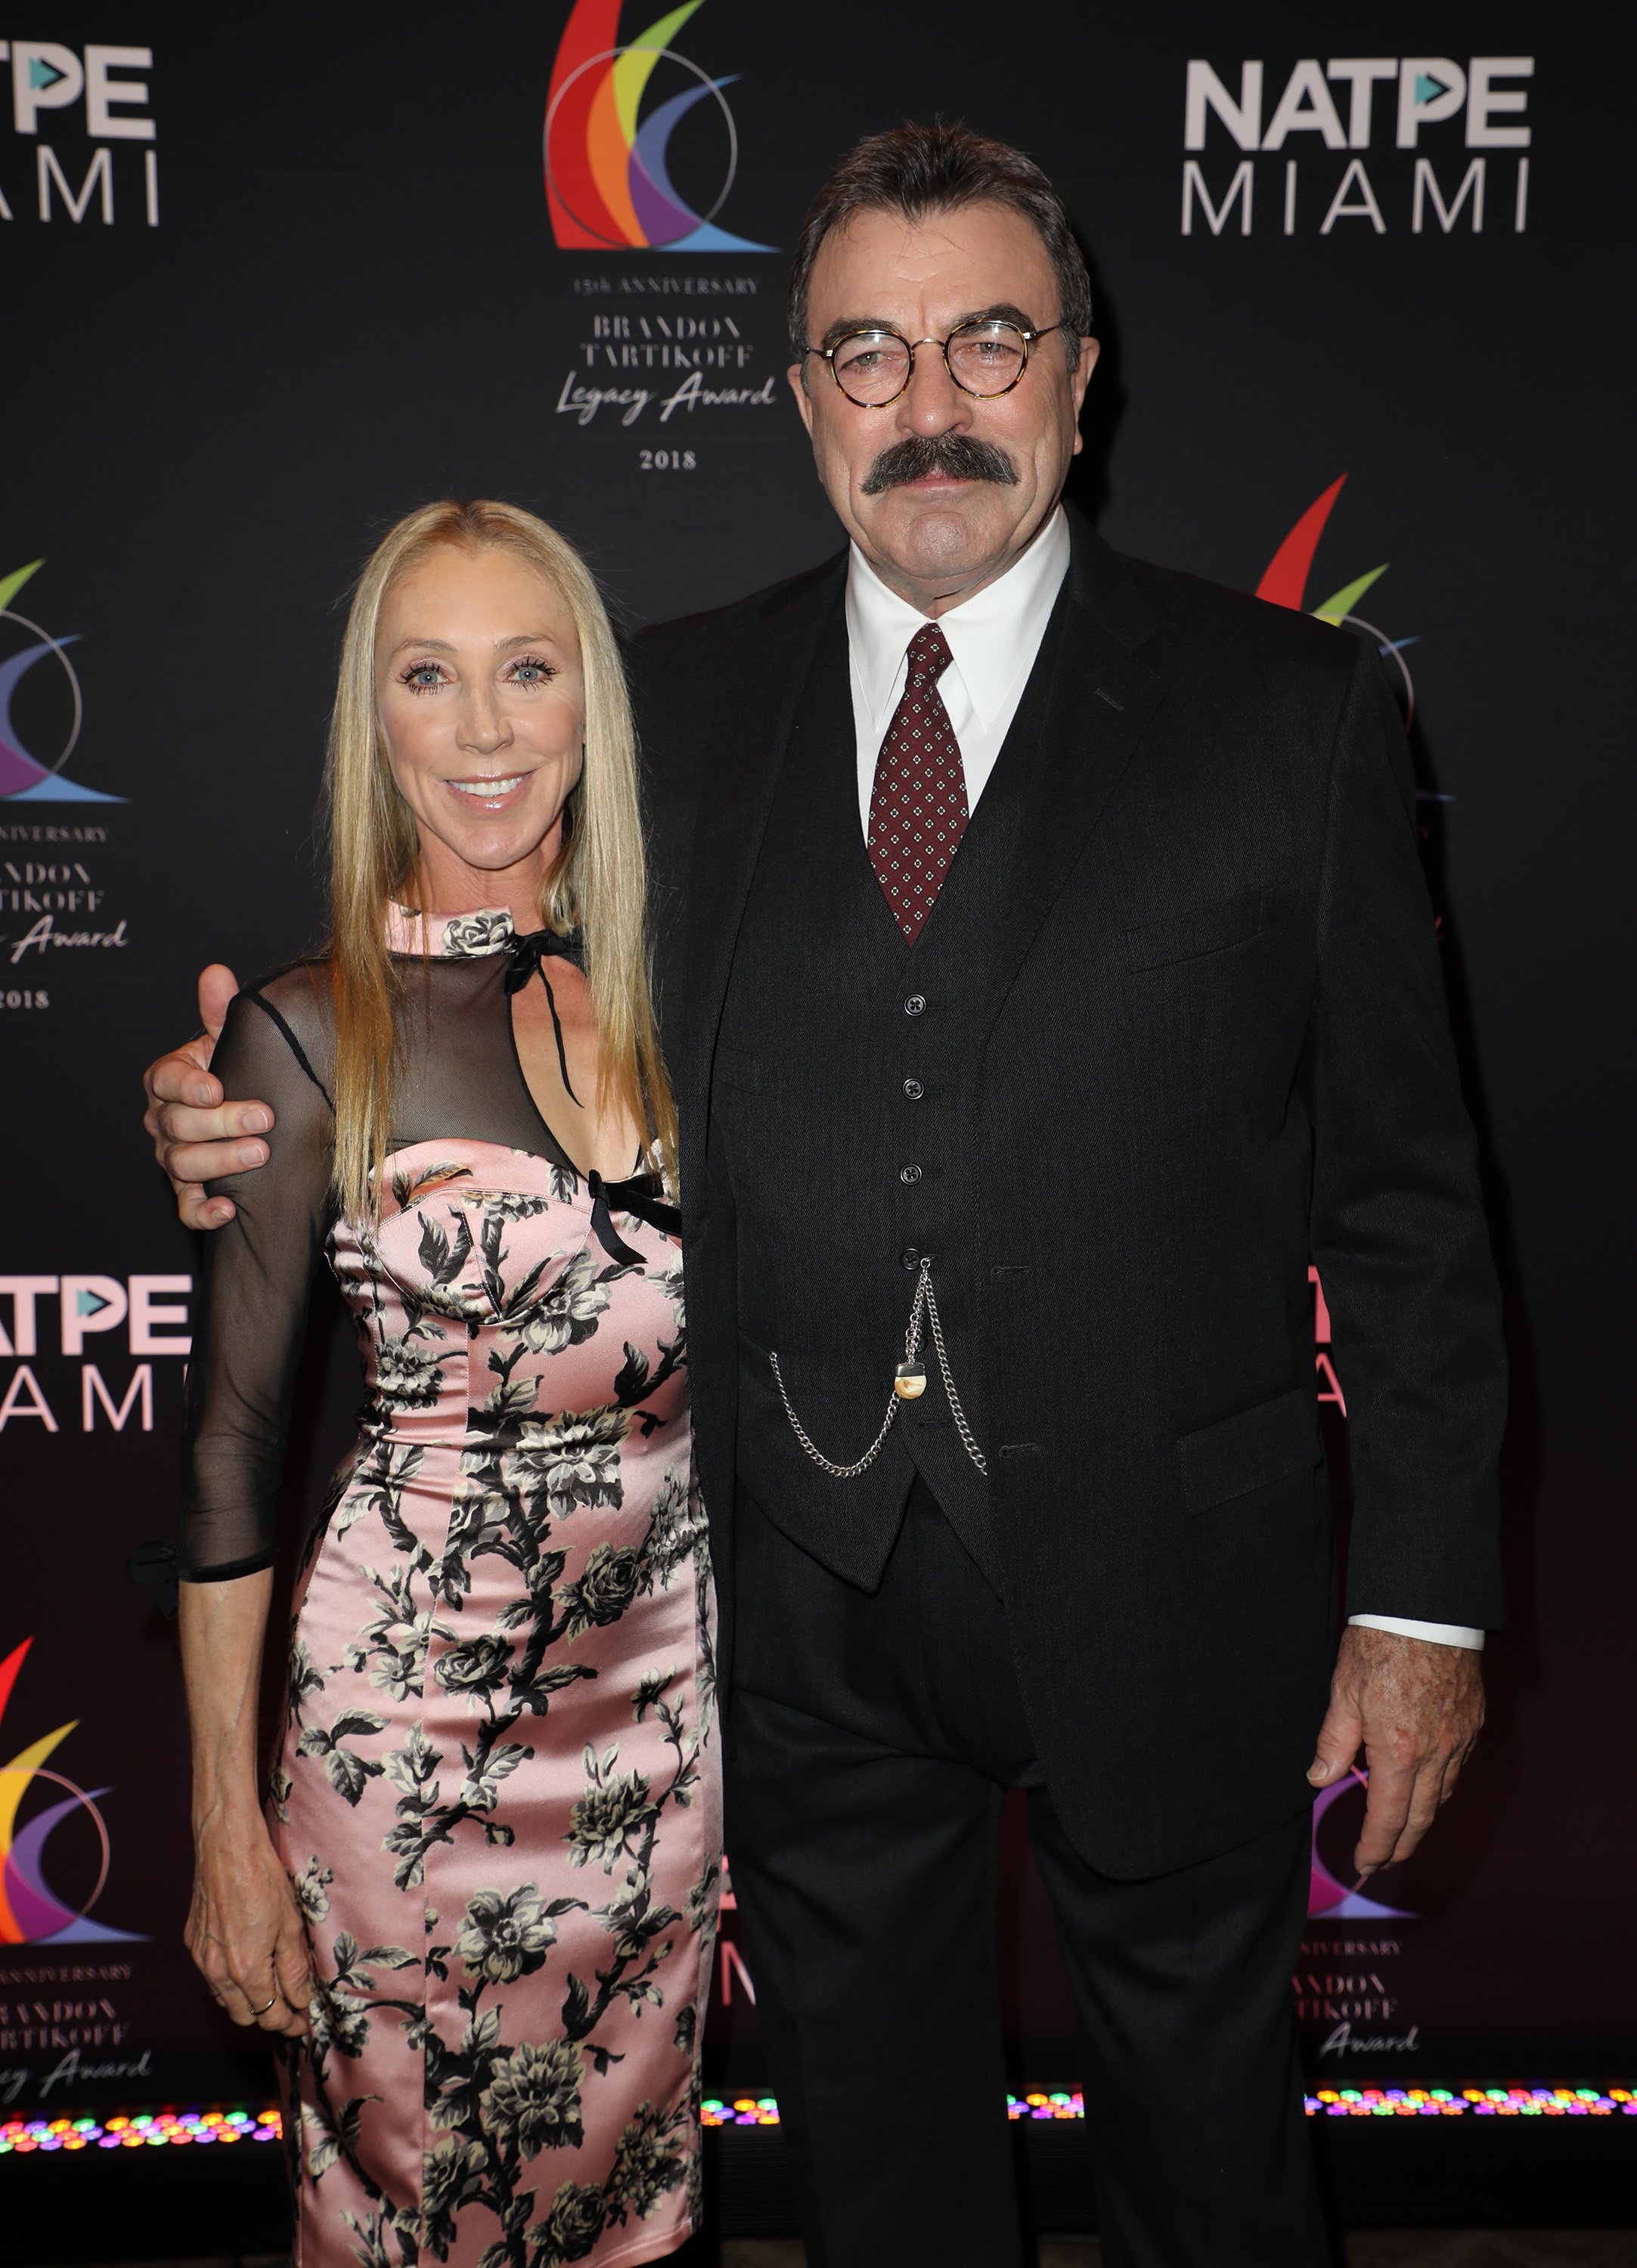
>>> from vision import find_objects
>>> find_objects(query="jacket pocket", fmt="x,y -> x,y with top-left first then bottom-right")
1177,1382 -> 1322,1514
712,1043 -> 763,1095
1124,885 -> 1270,973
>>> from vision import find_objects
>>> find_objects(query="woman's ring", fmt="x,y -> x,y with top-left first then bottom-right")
250,1993 -> 278,2016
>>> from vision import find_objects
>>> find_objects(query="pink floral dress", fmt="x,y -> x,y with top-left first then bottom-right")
178,908 -> 718,2268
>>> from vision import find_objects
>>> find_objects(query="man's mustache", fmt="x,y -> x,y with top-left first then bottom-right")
860,432 -> 1019,495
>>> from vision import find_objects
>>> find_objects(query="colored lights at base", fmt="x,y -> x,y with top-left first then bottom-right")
1307,2087 -> 1635,2118
703,2096 -> 781,2126
0,2108 -> 281,2153
701,2087 -> 1637,2128
3,2090 -> 1632,2156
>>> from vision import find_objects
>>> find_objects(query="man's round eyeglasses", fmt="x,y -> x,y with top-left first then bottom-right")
804,318 -> 1065,408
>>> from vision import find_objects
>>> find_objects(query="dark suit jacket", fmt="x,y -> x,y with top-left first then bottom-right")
626,504 -> 1505,1876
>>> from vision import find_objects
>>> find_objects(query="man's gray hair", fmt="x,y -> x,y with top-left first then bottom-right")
787,121 -> 1094,367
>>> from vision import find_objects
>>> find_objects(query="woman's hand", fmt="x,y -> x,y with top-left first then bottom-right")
186,1817 -> 314,2037
178,1572 -> 307,2031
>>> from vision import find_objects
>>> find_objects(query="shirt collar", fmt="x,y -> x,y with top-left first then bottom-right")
845,505 -> 1071,729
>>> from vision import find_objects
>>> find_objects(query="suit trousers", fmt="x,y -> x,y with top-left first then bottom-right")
724,1480 -> 1329,2268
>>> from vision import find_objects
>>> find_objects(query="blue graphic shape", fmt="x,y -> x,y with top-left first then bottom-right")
1414,73 -> 1447,105
6,773 -> 122,802
0,636 -> 76,716
77,1288 -> 112,1317
10,1787 -> 149,1946
1313,1884 -> 1417,1920
40,1912 -> 150,1944
29,58 -> 65,91
0,632 -> 124,804
632,76 -> 774,255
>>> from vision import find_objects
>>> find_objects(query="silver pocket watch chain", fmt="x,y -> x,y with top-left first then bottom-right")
769,1254 -> 989,1479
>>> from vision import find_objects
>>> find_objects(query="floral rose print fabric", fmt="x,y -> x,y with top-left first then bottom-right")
276,1140 -> 717,2268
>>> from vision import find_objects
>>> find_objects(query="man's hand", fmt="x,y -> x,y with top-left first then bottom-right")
142,965 -> 270,1229
1307,1624 -> 1484,1876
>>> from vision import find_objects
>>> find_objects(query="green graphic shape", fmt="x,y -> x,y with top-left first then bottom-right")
0,562 -> 45,613
613,2 -> 708,143
1313,565 -> 1388,625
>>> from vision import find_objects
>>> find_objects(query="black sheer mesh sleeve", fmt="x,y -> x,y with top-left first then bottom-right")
176,968 -> 336,1582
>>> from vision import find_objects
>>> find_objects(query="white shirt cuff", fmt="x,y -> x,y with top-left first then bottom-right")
1348,1613 -> 1485,1650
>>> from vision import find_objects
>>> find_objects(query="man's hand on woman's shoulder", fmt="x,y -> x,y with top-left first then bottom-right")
143,964 -> 271,1229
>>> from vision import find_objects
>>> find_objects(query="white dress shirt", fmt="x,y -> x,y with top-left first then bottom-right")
843,509 -> 1484,1653
847,504 -> 1071,833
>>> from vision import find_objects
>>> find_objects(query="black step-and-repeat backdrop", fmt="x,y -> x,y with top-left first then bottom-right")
2,5 -> 1631,2115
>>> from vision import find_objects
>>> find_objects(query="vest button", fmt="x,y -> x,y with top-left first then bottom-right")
900,1246 -> 921,1271
904,994 -> 925,1016
903,1078 -> 925,1101
900,1163 -> 922,1185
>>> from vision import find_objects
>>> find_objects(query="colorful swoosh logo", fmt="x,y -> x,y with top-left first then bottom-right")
544,0 -> 774,251
0,559 -> 122,803
0,1638 -> 144,1944
1309,1768 -> 1417,1920
1257,476 -> 1418,732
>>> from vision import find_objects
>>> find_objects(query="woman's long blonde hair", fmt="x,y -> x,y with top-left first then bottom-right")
324,499 -> 676,1220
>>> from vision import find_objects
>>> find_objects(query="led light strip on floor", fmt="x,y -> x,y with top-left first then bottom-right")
3,2088 -> 1633,2155
702,2087 -> 1637,2127
0,2108 -> 283,2153
1308,2088 -> 1635,2119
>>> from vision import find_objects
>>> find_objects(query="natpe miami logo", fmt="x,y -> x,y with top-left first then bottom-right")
544,0 -> 774,253
0,561 -> 120,804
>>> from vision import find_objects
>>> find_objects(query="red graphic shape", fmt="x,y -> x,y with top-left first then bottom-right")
546,0 -> 631,249
1257,474 -> 1347,611
0,1638 -> 30,1729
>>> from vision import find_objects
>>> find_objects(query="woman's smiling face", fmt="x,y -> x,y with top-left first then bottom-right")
375,543 -> 586,904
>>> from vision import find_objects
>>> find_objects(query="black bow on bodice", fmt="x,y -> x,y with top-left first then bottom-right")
503,926 -> 586,1103
503,928 -> 677,1263
587,1170 -> 682,1267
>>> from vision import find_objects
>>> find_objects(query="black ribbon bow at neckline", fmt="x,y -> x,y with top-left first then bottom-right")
587,1170 -> 682,1267
502,925 -> 584,993
503,926 -> 587,1104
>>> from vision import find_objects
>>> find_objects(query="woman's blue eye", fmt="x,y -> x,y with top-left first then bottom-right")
510,658 -> 556,685
403,665 -> 443,689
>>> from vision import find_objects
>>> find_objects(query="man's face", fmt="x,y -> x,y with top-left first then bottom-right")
789,200 -> 1098,613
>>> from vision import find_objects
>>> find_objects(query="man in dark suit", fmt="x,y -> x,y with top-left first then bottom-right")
148,125 -> 1503,2268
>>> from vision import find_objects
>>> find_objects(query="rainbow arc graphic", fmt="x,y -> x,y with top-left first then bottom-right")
1307,1768 -> 1416,1921
1257,473 -> 1416,728
544,0 -> 773,252
0,1639 -> 144,1944
0,558 -> 121,803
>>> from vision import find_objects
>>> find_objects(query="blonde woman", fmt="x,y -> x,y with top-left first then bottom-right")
175,501 -> 717,2268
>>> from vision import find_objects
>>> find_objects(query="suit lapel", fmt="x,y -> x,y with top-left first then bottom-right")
672,515 -> 1163,1157
677,561 -> 846,1179
977,513 -> 1164,1028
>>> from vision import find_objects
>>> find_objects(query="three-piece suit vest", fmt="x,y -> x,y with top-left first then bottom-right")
709,596 -> 1065,1591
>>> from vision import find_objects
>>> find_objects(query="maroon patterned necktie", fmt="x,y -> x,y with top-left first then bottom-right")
867,623 -> 969,944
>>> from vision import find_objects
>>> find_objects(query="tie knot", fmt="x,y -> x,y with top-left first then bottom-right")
904,624 -> 952,689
